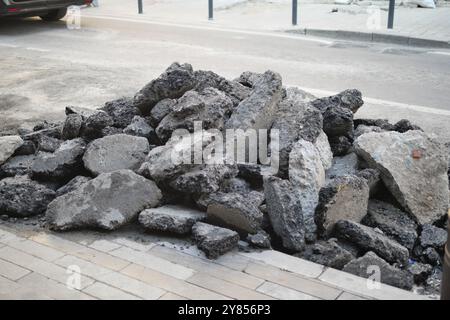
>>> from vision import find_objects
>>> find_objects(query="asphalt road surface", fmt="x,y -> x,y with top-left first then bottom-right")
1,15 -> 450,141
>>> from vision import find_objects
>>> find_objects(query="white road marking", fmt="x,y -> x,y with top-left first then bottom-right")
0,43 -> 18,48
427,51 -> 450,57
293,85 -> 450,116
79,13 -> 334,45
25,47 -> 50,52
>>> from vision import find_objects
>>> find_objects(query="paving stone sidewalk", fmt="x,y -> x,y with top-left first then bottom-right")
0,224 -> 430,300
80,0 -> 450,45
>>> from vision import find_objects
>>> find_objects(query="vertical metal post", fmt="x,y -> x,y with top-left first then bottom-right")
387,0 -> 395,29
138,0 -> 143,14
292,0 -> 298,26
209,0 -> 213,20
442,211 -> 450,300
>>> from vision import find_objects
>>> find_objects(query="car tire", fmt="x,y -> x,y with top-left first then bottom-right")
39,8 -> 67,21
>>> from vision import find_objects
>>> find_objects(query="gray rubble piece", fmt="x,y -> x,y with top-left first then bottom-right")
139,205 -> 206,235
206,191 -> 264,234
355,130 -> 449,226
356,168 -> 381,196
288,139 -> 327,241
148,99 -> 176,128
226,70 -> 283,131
328,135 -> 353,157
46,170 -> 162,231
354,124 -> 383,138
263,176 -> 305,251
315,175 -> 369,238
169,164 -> 238,194
36,135 -> 62,153
326,153 -> 359,180
101,97 -> 141,128
0,175 -> 56,217
270,90 -> 324,176
0,155 -> 35,178
310,89 -> 364,114
156,87 -> 233,143
62,113 -> 83,140
193,70 -> 251,107
31,138 -> 86,182
247,230 -> 271,249
56,176 -> 91,197
322,106 -> 354,139
335,220 -> 410,265
123,116 -> 155,141
133,63 -> 197,115
419,224 -> 447,250
407,262 -> 433,284
80,110 -> 114,139
192,222 -> 240,259
13,140 -> 36,156
83,134 -> 150,176
343,252 -> 414,290
362,200 -> 418,252
0,136 -> 23,165
237,163 -> 276,188
300,239 -> 354,270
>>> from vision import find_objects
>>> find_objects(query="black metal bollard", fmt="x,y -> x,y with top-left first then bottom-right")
208,0 -> 213,20
442,211 -> 450,300
138,0 -> 143,14
292,0 -> 298,26
387,0 -> 395,29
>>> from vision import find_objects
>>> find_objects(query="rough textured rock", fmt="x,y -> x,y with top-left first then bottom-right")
0,136 -> 23,165
314,131 -> 333,171
353,118 -> 395,131
322,106 -> 354,138
194,70 -> 251,107
226,70 -> 282,131
419,224 -> 447,250
83,134 -> 149,176
31,138 -> 86,182
237,163 -> 275,188
326,153 -> 359,180
328,136 -> 353,156
192,222 -> 239,259
354,124 -> 383,138
335,220 -> 410,265
423,267 -> 443,296
23,126 -> 62,146
156,88 -> 233,143
315,175 -> 369,238
288,139 -> 326,241
394,119 -> 422,133
422,247 -> 442,266
300,239 -> 354,270
148,98 -> 176,128
80,110 -> 114,139
123,116 -> 157,143
0,155 -> 35,178
220,177 -> 252,195
139,205 -> 206,234
356,168 -> 381,196
407,262 -> 433,284
362,200 -> 418,252
56,176 -> 91,197
62,113 -> 83,140
13,140 -> 36,156
36,135 -> 62,153
354,130 -> 449,226
310,89 -> 364,114
46,170 -> 162,231
343,252 -> 414,290
264,176 -> 305,251
270,92 -> 324,176
247,230 -> 271,248
101,97 -> 141,128
101,126 -> 123,137
170,164 -> 237,194
206,191 -> 263,234
133,63 -> 197,114
0,175 -> 56,217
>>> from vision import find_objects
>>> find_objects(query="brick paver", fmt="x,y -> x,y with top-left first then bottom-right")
0,225 -> 432,300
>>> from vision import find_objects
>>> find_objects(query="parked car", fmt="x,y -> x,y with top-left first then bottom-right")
0,0 -> 92,21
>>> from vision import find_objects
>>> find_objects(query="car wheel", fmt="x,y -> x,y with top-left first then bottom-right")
39,8 -> 67,21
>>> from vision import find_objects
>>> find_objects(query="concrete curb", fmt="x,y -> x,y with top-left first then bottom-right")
286,28 -> 450,49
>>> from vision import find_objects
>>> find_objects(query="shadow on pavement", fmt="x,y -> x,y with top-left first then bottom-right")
0,17 -> 66,36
